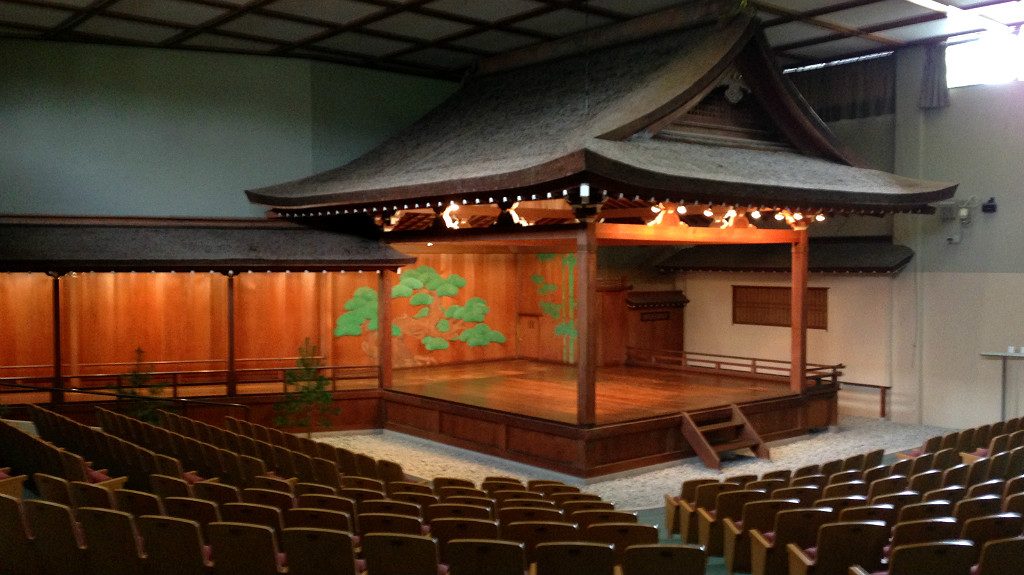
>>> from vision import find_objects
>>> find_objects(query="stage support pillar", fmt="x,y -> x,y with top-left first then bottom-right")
378,270 -> 394,390
48,272 -> 64,405
790,229 -> 809,392
576,225 -> 598,426
226,272 -> 237,397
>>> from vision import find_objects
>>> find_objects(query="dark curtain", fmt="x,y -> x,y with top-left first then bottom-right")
919,43 -> 951,109
787,55 -> 896,122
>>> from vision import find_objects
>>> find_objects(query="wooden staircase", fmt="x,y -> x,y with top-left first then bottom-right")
680,404 -> 770,470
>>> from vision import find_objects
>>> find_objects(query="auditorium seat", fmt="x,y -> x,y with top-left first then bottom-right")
584,522 -> 659,565
0,494 -> 41,575
749,507 -> 834,575
163,496 -> 221,536
850,539 -> 977,575
897,500 -> 953,523
569,509 -> 637,529
620,543 -> 706,575
446,539 -> 525,575
71,480 -> 116,509
221,502 -> 285,535
286,507 -> 352,532
362,533 -> 443,575
502,520 -> 578,563
77,507 -> 146,575
208,521 -> 286,575
428,517 -> 499,562
24,499 -> 88,575
974,535 -> 1024,575
497,505 -> 564,527
425,502 -> 493,522
534,541 -> 615,575
723,498 -> 803,574
193,480 -> 242,506
281,527 -> 359,575
137,515 -> 210,575
679,481 -> 740,544
785,520 -> 889,575
961,512 -> 1024,548
838,503 -> 897,526
360,498 -> 422,519
697,488 -> 767,556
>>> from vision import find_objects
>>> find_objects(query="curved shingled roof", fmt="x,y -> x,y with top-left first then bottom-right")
246,14 -> 955,214
0,218 -> 414,273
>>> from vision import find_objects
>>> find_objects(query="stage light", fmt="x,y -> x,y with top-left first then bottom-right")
775,212 -> 785,221
725,209 -> 736,218
793,212 -> 804,221
703,209 -> 714,217
650,205 -> 661,213
676,205 -> 687,215
750,210 -> 762,219
815,214 -> 826,222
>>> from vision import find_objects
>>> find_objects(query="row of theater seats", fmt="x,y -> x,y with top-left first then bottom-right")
664,430 -> 1024,575
909,416 -> 1024,461
4,406 -> 713,575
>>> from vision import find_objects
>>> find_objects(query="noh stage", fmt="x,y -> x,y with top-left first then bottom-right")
382,357 -> 839,477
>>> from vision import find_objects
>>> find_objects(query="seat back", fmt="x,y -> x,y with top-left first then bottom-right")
739,498 -> 802,533
77,507 -> 145,575
570,509 -> 637,529
890,517 -> 960,548
137,515 -> 208,575
498,506 -> 564,526
33,472 -> 73,506
24,499 -> 87,575
358,512 -> 423,535
312,457 -> 343,490
377,459 -> 406,484
620,544 -> 706,575
583,522 -> 659,564
286,507 -> 352,532
976,535 -> 1024,575
221,502 -> 284,534
812,520 -> 889,573
898,500 -> 953,523
887,540 -> 977,575
281,527 -> 358,575
242,487 -> 294,511
503,520 -> 579,563
194,481 -> 242,506
534,542 -> 615,575
426,503 -> 492,522
0,494 -> 41,575
71,481 -> 115,509
961,513 -> 1024,548
714,489 -> 767,522
150,473 -> 192,499
163,496 -> 221,535
361,533 -> 439,575
429,518 -> 499,562
359,498 -> 422,518
445,539 -> 525,575
115,488 -> 163,516
954,495 -> 1003,525
838,503 -> 896,526
208,521 -> 281,575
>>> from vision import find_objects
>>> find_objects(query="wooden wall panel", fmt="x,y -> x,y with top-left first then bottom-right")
0,273 -> 54,378
234,272 -> 321,368
327,272 -> 380,368
517,253 -> 579,364
61,273 -> 228,374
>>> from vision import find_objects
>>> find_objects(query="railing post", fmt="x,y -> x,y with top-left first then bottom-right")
47,272 -> 65,405
225,272 -> 237,397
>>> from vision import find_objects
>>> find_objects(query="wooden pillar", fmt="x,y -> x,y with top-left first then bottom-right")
576,225 -> 598,426
377,270 -> 393,389
790,229 -> 809,392
226,272 -> 237,397
48,272 -> 64,405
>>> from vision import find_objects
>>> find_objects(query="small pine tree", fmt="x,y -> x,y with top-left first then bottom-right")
274,338 -> 340,438
120,347 -> 167,423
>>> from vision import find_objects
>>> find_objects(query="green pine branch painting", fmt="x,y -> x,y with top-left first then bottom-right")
334,265 -> 505,361
534,253 -> 578,363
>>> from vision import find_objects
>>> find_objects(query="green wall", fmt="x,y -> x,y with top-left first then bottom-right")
0,40 -> 456,217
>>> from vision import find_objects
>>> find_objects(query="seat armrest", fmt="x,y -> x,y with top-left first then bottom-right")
696,507 -> 716,524
848,566 -> 871,575
724,517 -> 742,536
96,476 -> 130,492
750,529 -> 773,549
786,543 -> 815,575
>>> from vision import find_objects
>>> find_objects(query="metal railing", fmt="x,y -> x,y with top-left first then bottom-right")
625,347 -> 843,384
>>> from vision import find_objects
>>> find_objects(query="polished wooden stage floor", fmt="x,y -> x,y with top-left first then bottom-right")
391,359 -> 795,425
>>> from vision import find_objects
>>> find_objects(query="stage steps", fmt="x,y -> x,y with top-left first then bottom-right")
680,404 -> 770,470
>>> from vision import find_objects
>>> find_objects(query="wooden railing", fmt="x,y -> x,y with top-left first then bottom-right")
625,347 -> 843,384
0,361 -> 380,401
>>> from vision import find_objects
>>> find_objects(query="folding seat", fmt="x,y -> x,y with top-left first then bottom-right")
359,498 -> 422,519
954,495 -> 1003,526
357,512 -> 425,536
439,486 -> 489,500
281,527 -> 359,575
23,499 -> 88,575
332,447 -> 358,476
908,469 -> 943,494
338,486 -> 386,512
620,543 -> 706,575
150,473 -> 192,499
664,478 -> 718,538
842,452 -> 866,471
208,521 -> 285,575
193,481 -> 242,506
812,495 -> 868,514
968,479 -> 1006,498
354,453 -> 378,479
679,481 -> 740,544
933,448 -> 960,470
361,533 -> 440,575
429,518 -> 499,562
534,484 -> 581,497
871,490 -> 922,514
311,457 -> 343,490
749,507 -> 834,575
242,487 -> 295,512
0,494 -> 41,575
837,503 -> 897,526
786,520 -> 889,575
534,541 -> 615,575
821,480 -> 868,499
560,499 -> 614,515
792,464 -> 820,478
294,482 -> 336,496
377,459 -> 406,484
163,496 -> 221,537
271,446 -> 297,479
887,517 -> 961,557
584,522 -> 659,565
849,540 -> 977,575
114,488 -> 164,517
70,480 -> 115,509
389,481 -> 434,496
790,474 -> 827,489
826,470 -> 861,486
924,485 -> 967,504
497,505 -> 564,527
291,452 -> 317,484
762,469 -> 792,483
425,502 -> 492,522
747,478 -> 786,495
495,490 -> 547,504
221,502 -> 285,535
252,475 -> 296,494
974,535 -> 1024,575
898,500 -> 953,523
772,485 -> 820,506
77,507 -> 146,575
482,479 -> 526,495
285,507 -> 352,532
502,520 -> 578,564
295,493 -> 356,516
433,476 -> 476,493
723,498 -> 802,574
496,498 -> 556,510
569,509 -> 637,529
961,512 -> 1024,548
697,489 -> 767,556
33,472 -> 73,506
340,475 -> 385,491
445,539 -> 525,575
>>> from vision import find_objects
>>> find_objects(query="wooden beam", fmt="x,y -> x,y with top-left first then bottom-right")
226,273 -> 237,397
378,270 -> 394,390
576,225 -> 598,426
477,0 -> 733,75
790,229 -> 809,393
596,222 -> 799,245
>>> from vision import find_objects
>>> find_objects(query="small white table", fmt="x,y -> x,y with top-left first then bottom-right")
980,351 -> 1024,420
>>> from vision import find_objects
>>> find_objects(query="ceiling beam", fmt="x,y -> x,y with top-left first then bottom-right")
773,12 -> 946,53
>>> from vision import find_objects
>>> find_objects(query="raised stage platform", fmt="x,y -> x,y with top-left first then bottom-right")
382,359 -> 838,477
